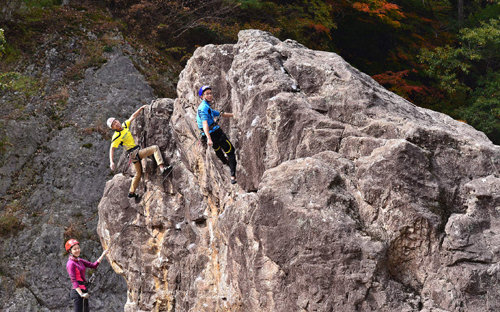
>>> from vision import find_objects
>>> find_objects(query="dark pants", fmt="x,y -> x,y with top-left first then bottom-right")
70,289 -> 89,312
202,128 -> 237,177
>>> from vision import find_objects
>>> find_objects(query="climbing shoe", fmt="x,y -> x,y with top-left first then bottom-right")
230,176 -> 237,184
128,193 -> 138,199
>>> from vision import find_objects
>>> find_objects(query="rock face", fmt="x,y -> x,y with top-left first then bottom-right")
97,30 -> 500,312
0,31 -> 148,310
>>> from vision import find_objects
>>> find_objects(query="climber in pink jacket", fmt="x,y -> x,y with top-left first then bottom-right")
65,239 -> 107,312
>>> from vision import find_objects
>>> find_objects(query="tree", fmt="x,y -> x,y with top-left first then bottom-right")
460,71 -> 500,143
418,18 -> 499,94
418,18 -> 500,142
103,0 -> 238,48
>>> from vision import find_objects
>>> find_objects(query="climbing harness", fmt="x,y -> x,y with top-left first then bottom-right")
122,146 -> 140,174
127,146 -> 141,162
198,106 -> 224,136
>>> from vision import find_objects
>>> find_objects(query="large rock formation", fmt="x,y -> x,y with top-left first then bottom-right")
97,30 -> 500,312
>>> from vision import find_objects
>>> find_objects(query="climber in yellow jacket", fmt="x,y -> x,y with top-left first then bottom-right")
107,105 -> 169,199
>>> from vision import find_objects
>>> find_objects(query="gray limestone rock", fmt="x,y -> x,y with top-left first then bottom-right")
0,35 -> 152,310
97,30 -> 500,311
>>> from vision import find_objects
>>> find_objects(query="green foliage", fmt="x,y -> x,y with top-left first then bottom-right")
419,18 -> 499,94
0,201 -> 24,237
1,3 -> 120,84
22,0 -> 62,8
0,214 -> 22,236
279,0 -> 336,48
460,18 -> 500,62
418,46 -> 472,94
234,0 -> 336,50
0,29 -> 5,57
459,71 -> 500,142
238,0 -> 267,10
468,3 -> 500,25
104,0 -> 236,49
1,0 -> 497,144
0,72 -> 40,96
64,40 -> 108,81
418,18 -> 500,142
1,44 -> 22,66
0,136 -> 12,156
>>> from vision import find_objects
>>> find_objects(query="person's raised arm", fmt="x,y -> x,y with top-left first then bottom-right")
97,249 -> 108,263
129,105 -> 147,122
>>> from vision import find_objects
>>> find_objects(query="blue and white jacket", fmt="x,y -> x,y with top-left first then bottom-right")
196,100 -> 220,134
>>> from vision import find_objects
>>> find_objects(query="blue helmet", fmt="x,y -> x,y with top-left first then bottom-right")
198,85 -> 211,97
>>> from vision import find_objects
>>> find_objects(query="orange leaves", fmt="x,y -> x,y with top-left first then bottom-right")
352,0 -> 405,27
373,70 -> 413,85
310,23 -> 330,34
372,69 -> 432,98
353,2 -> 370,13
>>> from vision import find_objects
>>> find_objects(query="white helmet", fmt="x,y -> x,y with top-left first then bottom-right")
107,117 -> 116,129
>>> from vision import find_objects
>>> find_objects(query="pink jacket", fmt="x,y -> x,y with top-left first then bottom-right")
66,256 -> 99,290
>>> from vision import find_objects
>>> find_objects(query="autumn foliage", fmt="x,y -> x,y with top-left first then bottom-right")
1,0 -> 498,142
352,0 -> 405,27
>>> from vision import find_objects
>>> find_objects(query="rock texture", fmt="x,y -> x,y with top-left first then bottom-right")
98,30 -> 500,311
0,28 -> 148,310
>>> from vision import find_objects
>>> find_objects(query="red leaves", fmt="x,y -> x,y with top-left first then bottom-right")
352,0 -> 405,27
373,69 -> 431,98
309,23 -> 330,34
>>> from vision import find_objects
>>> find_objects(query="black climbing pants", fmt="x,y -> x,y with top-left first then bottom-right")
202,128 -> 237,177
70,289 -> 89,312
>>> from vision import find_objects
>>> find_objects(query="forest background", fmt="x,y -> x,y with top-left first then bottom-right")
1,0 -> 499,143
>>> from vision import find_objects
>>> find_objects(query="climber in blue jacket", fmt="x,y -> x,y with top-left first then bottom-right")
196,85 -> 237,184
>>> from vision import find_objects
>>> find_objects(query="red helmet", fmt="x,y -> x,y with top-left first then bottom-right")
65,239 -> 79,252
